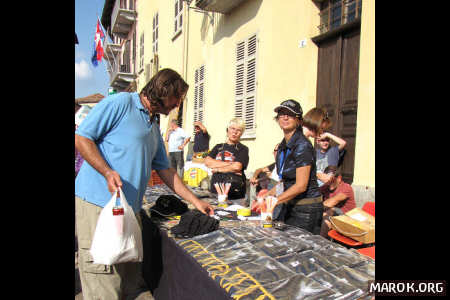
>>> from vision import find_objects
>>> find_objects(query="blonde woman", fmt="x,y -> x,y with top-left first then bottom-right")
205,118 -> 249,200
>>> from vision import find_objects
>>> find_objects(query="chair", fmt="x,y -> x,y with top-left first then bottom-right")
357,246 -> 375,260
328,229 -> 363,247
362,201 -> 375,216
327,201 -> 375,248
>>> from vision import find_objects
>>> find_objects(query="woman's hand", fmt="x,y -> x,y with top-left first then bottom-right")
250,177 -> 259,185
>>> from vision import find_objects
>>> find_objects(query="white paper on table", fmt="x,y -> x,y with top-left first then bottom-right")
216,211 -> 231,216
350,213 -> 367,222
237,216 -> 261,221
224,204 -> 246,212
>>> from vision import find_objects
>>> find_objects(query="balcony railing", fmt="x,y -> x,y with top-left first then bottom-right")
103,39 -> 121,63
195,0 -> 248,14
111,0 -> 137,39
107,59 -> 136,91
318,0 -> 362,34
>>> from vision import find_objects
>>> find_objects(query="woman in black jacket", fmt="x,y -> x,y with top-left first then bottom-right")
260,100 -> 328,234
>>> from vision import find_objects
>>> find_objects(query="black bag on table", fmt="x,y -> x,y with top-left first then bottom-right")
171,210 -> 220,238
210,172 -> 246,200
150,195 -> 189,218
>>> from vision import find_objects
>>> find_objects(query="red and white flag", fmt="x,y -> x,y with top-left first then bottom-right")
92,18 -> 105,66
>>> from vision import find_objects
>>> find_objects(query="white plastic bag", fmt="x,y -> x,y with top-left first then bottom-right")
90,187 -> 143,265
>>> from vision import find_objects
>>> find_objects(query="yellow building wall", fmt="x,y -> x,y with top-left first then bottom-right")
135,0 -> 187,139
183,0 -> 321,175
135,0 -> 375,186
353,0 -> 375,187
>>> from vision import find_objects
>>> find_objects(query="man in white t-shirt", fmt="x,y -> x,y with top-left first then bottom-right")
166,119 -> 190,177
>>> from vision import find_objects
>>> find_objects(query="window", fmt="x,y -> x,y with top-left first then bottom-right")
153,12 -> 159,53
318,0 -> 362,34
194,65 -> 205,126
139,32 -> 144,71
174,0 -> 183,35
132,30 -> 136,72
235,34 -> 257,138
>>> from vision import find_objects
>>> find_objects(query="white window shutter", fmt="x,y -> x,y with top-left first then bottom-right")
193,65 -> 206,134
153,13 -> 158,53
199,65 -> 205,123
235,35 -> 257,137
235,41 -> 245,120
194,69 -> 199,123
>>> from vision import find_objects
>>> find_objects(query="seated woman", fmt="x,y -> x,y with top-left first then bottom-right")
255,100 -> 328,234
204,118 -> 249,200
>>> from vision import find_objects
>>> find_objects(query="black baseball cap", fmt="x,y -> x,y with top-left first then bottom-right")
274,99 -> 303,118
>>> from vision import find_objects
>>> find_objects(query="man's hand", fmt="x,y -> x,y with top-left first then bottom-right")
156,168 -> 214,216
317,172 -> 333,185
192,198 -> 214,216
178,145 -> 184,150
105,170 -> 123,194
250,177 -> 259,185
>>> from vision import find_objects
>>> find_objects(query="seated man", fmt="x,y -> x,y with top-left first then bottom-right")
320,165 -> 356,237
250,143 -> 280,193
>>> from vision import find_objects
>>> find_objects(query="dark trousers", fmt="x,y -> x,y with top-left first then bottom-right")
169,151 -> 184,178
283,202 -> 324,235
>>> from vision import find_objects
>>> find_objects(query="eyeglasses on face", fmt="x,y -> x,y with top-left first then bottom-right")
228,127 -> 243,133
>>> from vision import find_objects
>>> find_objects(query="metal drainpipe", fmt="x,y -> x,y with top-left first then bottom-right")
181,0 -> 190,123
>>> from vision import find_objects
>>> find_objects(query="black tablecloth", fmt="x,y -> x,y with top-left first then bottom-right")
152,229 -> 232,300
141,210 -> 232,300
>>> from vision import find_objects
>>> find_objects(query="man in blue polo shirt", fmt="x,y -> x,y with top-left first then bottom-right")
75,68 -> 214,300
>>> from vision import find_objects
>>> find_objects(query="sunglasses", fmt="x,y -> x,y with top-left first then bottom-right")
277,112 -> 297,118
273,149 -> 278,152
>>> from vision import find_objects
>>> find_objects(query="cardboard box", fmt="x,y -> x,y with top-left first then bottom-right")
330,208 -> 375,244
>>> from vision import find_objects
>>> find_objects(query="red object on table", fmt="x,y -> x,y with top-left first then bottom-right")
327,229 -> 363,247
357,246 -> 375,260
362,201 -> 375,217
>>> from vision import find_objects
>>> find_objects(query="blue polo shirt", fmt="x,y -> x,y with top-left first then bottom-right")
75,92 -> 169,213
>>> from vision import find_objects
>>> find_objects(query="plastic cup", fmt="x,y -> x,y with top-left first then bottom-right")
261,211 -> 273,228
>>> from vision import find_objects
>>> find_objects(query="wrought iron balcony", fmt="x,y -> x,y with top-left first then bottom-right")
107,61 -> 137,91
103,38 -> 121,63
195,0 -> 248,14
111,0 -> 137,39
